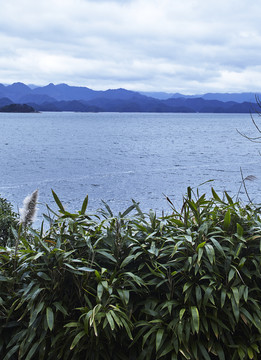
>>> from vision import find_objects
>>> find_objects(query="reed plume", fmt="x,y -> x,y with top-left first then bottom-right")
19,189 -> 39,227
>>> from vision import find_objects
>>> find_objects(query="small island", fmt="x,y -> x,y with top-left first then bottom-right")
0,103 -> 37,113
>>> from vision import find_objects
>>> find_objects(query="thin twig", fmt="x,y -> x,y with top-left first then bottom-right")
240,167 -> 253,204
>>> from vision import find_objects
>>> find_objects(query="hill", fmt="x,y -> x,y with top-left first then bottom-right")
0,82 -> 259,113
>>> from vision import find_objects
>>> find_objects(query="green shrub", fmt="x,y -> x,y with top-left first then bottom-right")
1,188 -> 261,359
0,196 -> 18,247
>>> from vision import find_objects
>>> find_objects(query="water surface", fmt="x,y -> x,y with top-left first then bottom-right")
0,112 -> 260,223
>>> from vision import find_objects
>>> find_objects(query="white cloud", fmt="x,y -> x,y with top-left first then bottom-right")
0,0 -> 261,92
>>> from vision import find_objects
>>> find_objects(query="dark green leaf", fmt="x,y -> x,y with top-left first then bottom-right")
51,189 -> 65,212
80,195 -> 88,215
46,307 -> 54,331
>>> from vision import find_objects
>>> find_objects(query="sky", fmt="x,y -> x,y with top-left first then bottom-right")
1,0 -> 261,94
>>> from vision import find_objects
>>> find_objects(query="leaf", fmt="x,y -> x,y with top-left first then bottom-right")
196,241 -> 206,252
120,254 -> 135,268
205,244 -> 215,265
231,297 -> 239,322
243,287 -> 248,302
179,308 -> 186,320
121,203 -> 136,218
195,285 -> 202,308
191,306 -> 200,334
121,318 -> 133,340
223,209 -> 231,230
77,267 -> 95,272
24,341 -> 40,360
210,237 -> 225,256
117,289 -> 130,305
247,347 -> 254,359
198,247 -> 203,263
70,331 -> 86,350
106,312 -> 115,331
238,347 -> 245,360
101,200 -> 113,217
158,343 -> 174,358
232,287 -> 240,306
221,288 -> 226,308
198,342 -> 211,360
228,268 -> 235,283
51,189 -> 65,212
211,188 -> 222,202
183,282 -> 193,293
36,271 -> 51,281
97,283 -> 103,300
46,307 -> 54,331
96,249 -> 117,263
53,302 -> 68,316
216,343 -> 225,360
156,328 -> 164,353
29,302 -> 44,326
225,192 -> 234,205
237,223 -> 244,237
80,195 -> 88,215
3,344 -> 19,360
203,287 -> 213,307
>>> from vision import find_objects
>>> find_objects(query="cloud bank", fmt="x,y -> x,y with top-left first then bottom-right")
1,0 -> 261,93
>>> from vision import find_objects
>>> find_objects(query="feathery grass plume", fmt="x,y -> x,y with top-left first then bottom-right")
19,189 -> 39,227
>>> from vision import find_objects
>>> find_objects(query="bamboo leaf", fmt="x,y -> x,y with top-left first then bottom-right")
221,288 -> 226,308
216,343 -> 225,360
232,287 -> 240,306
203,287 -> 213,307
70,331 -> 86,350
247,347 -> 254,359
120,254 -> 135,268
231,297 -> 239,322
106,312 -> 115,331
223,209 -> 231,230
237,223 -> 244,237
97,283 -> 103,300
191,306 -> 200,334
156,328 -> 164,353
196,285 -> 202,308
205,244 -> 215,265
210,237 -> 225,256
211,188 -> 222,202
96,249 -> 117,263
24,341 -> 40,360
80,195 -> 88,215
3,344 -> 19,360
46,307 -> 54,331
179,308 -> 186,321
51,189 -> 65,212
121,203 -> 136,218
225,192 -> 234,205
198,342 -> 211,360
196,241 -> 206,252
228,268 -> 235,283
53,302 -> 68,316
159,343 -> 173,358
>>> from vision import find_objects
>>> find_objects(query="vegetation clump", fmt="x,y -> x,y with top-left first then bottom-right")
0,188 -> 261,360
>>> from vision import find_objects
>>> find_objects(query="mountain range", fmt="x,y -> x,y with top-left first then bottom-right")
0,82 -> 260,113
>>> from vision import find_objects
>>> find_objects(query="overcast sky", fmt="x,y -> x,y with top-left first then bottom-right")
1,0 -> 261,93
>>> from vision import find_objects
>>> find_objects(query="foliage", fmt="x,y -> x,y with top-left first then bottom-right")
1,188 -> 261,359
0,195 -> 18,247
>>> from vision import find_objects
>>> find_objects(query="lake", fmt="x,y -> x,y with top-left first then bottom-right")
0,112 -> 260,224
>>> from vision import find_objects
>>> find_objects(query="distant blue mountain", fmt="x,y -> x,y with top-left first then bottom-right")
0,82 -> 259,113
142,91 -> 260,103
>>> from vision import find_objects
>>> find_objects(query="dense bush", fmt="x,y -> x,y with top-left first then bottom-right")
1,188 -> 261,359
0,196 -> 18,247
